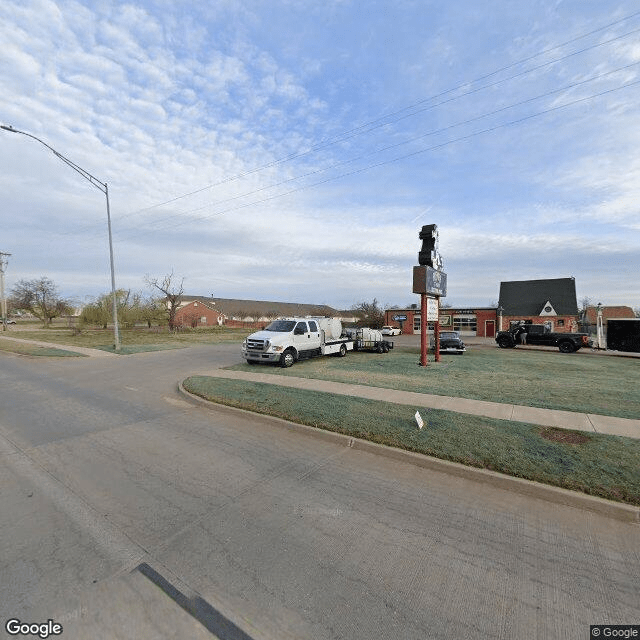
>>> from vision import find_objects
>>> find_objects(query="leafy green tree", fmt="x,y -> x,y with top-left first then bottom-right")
137,295 -> 165,328
80,289 -> 165,329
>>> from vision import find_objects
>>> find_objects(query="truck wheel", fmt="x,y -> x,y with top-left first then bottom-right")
497,336 -> 514,349
246,359 -> 257,365
558,341 -> 576,353
280,349 -> 296,367
338,344 -> 347,357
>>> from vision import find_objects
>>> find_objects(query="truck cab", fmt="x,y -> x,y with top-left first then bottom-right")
517,324 -> 555,346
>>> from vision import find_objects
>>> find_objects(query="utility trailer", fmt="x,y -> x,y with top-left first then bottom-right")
346,327 -> 394,353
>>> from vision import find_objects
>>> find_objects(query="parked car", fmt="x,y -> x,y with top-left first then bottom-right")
430,331 -> 466,354
381,326 -> 402,336
4,319 -> 16,324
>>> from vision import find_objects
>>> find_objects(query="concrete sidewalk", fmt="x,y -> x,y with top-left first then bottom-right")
202,368 -> 640,440
0,335 -> 117,357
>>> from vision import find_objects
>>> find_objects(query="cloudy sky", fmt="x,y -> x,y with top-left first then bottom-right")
1,0 -> 639,310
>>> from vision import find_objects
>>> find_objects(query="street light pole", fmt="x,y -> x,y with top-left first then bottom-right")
0,252 -> 11,330
1,124 -> 121,351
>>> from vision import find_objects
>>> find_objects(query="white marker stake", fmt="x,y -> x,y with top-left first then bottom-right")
415,410 -> 424,430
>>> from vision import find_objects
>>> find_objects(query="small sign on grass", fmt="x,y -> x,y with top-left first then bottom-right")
415,410 -> 424,430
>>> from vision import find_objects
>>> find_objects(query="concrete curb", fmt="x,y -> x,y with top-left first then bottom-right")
177,382 -> 640,525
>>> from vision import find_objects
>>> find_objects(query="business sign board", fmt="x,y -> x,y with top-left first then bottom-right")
392,314 -> 408,321
413,265 -> 447,297
427,297 -> 439,321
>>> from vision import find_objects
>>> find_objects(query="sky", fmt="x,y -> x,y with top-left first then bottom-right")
1,0 -> 640,311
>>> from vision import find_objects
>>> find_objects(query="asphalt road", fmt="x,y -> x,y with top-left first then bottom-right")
1,344 -> 639,639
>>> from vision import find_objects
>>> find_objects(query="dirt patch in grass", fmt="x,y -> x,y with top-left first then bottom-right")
540,427 -> 592,445
183,376 -> 640,506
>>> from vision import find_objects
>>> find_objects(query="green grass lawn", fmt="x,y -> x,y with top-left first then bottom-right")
229,346 -> 640,419
5,326 -> 251,350
183,376 -> 640,506
0,338 -> 85,357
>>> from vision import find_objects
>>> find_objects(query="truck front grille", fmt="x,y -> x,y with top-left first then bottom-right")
246,338 -> 266,352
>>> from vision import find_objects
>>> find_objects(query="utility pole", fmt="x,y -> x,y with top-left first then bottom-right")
0,252 -> 11,331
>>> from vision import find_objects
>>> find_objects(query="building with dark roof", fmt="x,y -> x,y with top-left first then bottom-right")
177,296 -> 356,327
498,277 -> 579,333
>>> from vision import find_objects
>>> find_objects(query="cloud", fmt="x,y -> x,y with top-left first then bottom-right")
1,0 -> 639,311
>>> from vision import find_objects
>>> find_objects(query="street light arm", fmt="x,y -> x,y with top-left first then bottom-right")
1,124 -> 107,194
1,123 -> 121,351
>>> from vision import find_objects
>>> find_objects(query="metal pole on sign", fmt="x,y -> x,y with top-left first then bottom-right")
420,293 -> 428,366
435,297 -> 441,362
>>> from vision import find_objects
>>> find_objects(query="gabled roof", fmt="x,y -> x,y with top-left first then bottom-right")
583,305 -> 636,324
178,299 -> 225,316
180,296 -> 339,319
498,278 -> 578,316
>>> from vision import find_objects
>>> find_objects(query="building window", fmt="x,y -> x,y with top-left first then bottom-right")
201,317 -> 207,324
557,319 -> 565,327
453,315 -> 477,332
413,315 -> 421,332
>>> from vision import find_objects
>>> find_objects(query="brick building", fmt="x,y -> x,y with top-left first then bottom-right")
384,306 -> 499,337
497,277 -> 580,333
174,300 -> 226,328
384,277 -> 590,337
579,305 -> 636,339
176,296 -> 350,329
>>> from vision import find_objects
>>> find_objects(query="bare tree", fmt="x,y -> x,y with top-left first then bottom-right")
10,277 -> 71,325
145,272 -> 184,331
351,298 -> 384,329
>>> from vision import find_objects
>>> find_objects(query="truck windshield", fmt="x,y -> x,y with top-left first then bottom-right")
265,320 -> 296,332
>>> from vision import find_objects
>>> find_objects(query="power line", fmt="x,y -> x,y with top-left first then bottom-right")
107,61 -> 640,238
112,76 -> 640,237
34,9 -> 640,243
107,10 -> 640,219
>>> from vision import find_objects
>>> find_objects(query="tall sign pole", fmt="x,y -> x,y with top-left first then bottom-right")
413,225 -> 447,367
435,296 -> 441,362
420,292 -> 428,366
0,252 -> 11,330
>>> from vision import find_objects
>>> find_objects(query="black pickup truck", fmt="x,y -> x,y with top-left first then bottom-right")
495,324 -> 590,353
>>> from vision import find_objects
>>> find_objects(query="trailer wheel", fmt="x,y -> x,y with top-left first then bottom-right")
376,343 -> 384,353
280,348 -> 296,367
338,344 -> 347,357
382,343 -> 389,353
